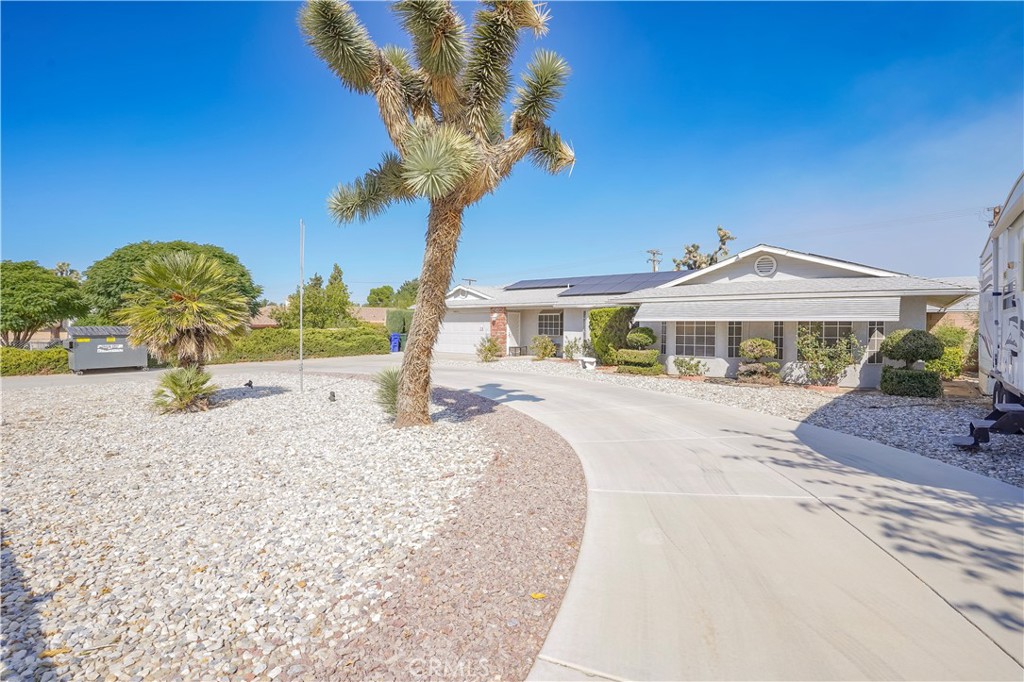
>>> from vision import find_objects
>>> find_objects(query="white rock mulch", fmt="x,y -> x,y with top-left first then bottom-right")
1,372 -> 495,681
437,358 -> 1023,488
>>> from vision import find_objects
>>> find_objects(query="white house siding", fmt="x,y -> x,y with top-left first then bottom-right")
685,252 -> 890,283
563,309 -> 586,347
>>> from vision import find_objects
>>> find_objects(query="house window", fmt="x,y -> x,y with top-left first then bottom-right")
660,321 -> 667,355
676,321 -> 716,357
867,321 -> 885,364
727,321 -> 743,358
797,321 -> 854,359
773,321 -> 784,359
537,311 -> 563,337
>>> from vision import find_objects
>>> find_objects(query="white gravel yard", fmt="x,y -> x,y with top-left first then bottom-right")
437,358 -> 1023,488
1,372 -> 495,681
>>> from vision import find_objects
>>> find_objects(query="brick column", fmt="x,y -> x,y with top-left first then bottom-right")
489,306 -> 507,356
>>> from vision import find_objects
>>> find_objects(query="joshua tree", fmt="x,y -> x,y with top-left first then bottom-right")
673,226 -> 736,271
300,0 -> 575,426
115,251 -> 250,368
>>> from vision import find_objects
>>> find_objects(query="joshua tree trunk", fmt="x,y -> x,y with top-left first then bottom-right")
395,199 -> 464,427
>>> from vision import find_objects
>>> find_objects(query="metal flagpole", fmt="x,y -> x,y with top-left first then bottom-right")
299,219 -> 305,393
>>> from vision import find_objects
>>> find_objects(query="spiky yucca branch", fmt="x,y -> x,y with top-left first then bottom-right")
300,0 -> 376,93
328,154 -> 413,222
461,1 -> 547,140
393,0 -> 466,119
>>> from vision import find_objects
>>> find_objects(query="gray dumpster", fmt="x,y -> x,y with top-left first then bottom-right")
64,326 -> 148,374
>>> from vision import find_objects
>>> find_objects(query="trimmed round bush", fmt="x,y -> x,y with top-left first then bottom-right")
880,366 -> 943,398
739,337 -> 777,361
626,326 -> 657,349
880,329 -> 943,369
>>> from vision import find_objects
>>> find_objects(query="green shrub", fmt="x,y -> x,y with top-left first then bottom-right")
0,347 -> 70,376
588,307 -> 636,365
796,324 -> 861,385
385,309 -> 414,335
617,362 -> 665,376
616,348 -> 660,366
739,337 -> 777,360
737,362 -> 781,385
476,336 -> 501,362
880,366 -> 943,398
965,330 -> 980,372
931,325 -> 969,350
563,337 -> 582,361
626,326 -> 656,349
152,367 -> 218,413
530,335 -> 556,360
674,357 -> 707,376
374,367 -> 401,417
880,329 -> 943,369
925,346 -> 966,381
211,326 -> 389,364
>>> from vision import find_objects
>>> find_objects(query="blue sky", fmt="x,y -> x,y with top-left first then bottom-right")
3,2 -> 1022,303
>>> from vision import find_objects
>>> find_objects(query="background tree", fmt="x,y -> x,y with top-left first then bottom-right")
673,226 -> 736,271
53,262 -> 81,281
392,278 -> 419,309
272,263 -> 354,328
0,260 -> 89,347
114,251 -> 250,368
366,285 -> 395,307
83,241 -> 263,322
300,0 -> 575,425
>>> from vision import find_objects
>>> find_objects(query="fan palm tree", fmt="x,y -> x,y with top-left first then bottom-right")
115,251 -> 250,368
300,0 -> 575,426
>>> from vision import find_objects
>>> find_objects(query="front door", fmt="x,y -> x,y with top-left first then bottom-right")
506,311 -> 521,351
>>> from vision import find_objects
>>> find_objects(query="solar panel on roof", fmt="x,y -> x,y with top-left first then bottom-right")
506,271 -> 686,296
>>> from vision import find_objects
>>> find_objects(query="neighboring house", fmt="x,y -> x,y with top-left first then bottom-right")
926,278 -> 979,330
438,244 -> 976,388
250,306 -> 281,329
353,306 -> 389,325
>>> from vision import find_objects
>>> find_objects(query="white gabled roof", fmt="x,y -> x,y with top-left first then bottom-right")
656,244 -> 904,287
445,284 -> 495,301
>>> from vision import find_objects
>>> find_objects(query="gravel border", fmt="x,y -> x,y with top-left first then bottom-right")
437,358 -> 1023,488
1,372 -> 587,681
315,385 -> 587,681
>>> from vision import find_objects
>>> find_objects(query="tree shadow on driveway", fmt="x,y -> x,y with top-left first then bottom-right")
718,422 -> 1023,664
429,384 -> 543,424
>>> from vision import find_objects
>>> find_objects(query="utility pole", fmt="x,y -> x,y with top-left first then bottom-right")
463,278 -> 477,286
646,249 -> 662,272
299,219 -> 305,393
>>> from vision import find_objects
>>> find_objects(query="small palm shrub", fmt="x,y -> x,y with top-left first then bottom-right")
153,367 -> 218,413
563,337 -> 582,361
530,335 -> 557,360
476,336 -> 501,362
674,357 -> 707,376
374,367 -> 401,417
626,327 -> 657,349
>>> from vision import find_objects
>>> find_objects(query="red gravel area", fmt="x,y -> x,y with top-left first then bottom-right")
318,387 -> 587,681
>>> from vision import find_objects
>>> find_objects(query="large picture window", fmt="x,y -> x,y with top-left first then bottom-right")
727,321 -> 743,358
538,311 -> 563,337
797,321 -> 854,359
676,321 -> 716,357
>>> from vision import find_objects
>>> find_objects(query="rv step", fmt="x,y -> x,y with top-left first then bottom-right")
994,402 -> 1024,413
970,419 -> 995,443
950,435 -> 979,449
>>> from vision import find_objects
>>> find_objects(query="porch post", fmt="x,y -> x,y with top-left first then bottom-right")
489,307 -> 508,357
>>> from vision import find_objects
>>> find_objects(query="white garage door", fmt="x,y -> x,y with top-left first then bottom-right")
435,310 -> 490,354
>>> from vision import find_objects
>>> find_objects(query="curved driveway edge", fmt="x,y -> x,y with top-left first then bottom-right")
6,355 -> 1022,680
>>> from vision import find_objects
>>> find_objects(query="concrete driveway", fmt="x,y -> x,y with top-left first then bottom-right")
5,355 -> 1022,680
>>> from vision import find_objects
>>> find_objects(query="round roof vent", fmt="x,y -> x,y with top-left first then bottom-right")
754,255 -> 777,277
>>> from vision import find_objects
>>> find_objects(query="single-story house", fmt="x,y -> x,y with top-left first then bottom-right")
438,244 -> 977,388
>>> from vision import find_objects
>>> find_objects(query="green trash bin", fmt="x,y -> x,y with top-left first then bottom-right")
399,333 -> 408,351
